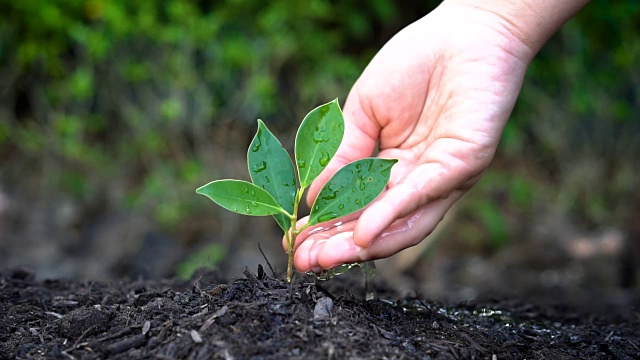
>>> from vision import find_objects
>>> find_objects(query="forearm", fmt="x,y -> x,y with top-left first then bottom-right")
447,0 -> 590,58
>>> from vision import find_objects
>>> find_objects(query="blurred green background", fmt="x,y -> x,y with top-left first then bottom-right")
0,0 -> 638,308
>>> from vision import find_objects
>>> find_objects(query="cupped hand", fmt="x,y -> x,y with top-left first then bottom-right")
285,1 -> 536,273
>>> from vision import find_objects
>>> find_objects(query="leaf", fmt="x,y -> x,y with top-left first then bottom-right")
308,158 -> 397,226
295,99 -> 344,188
248,119 -> 296,231
196,180 -> 287,216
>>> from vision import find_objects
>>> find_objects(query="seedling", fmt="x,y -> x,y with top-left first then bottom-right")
196,99 -> 397,282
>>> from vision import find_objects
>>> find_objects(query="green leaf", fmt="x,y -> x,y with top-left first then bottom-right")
308,158 -> 397,226
248,119 -> 296,231
196,180 -> 287,216
295,99 -> 344,188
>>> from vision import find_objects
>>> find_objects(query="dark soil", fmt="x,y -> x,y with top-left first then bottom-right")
1,266 -> 639,360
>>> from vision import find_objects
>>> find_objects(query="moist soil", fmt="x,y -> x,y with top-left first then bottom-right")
1,266 -> 639,360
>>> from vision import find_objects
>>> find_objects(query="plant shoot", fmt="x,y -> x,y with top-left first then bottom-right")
196,99 -> 397,282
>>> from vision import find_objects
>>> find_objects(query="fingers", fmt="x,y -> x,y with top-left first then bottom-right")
281,211 -> 362,253
282,216 -> 309,252
354,144 -> 484,247
293,193 -> 461,273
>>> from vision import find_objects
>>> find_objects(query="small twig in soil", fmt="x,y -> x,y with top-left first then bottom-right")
105,334 -> 147,355
414,292 -> 431,311
73,326 -> 98,348
258,243 -> 277,278
605,330 -> 614,341
94,327 -> 132,343
243,268 -> 266,290
29,327 -> 44,344
45,311 -> 64,319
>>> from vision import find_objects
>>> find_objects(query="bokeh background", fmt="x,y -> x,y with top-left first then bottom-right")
1,1 -> 639,314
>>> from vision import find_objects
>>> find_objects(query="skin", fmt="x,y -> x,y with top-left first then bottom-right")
286,0 -> 590,273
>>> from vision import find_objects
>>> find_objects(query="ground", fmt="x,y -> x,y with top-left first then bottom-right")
1,266 -> 639,360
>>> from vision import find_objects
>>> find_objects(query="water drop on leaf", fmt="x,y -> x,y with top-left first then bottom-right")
253,161 -> 267,173
317,212 -> 338,223
322,191 -> 338,200
338,204 -> 344,210
319,150 -> 330,167
313,129 -> 329,144
251,137 -> 262,152
297,160 -> 306,169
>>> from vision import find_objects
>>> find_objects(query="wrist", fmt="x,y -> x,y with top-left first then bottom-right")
445,0 -> 590,58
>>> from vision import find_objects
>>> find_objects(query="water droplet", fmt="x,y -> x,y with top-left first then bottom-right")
317,212 -> 338,223
253,161 -> 267,173
242,187 -> 249,194
313,131 -> 329,144
250,201 -> 258,207
319,151 -> 330,167
297,160 -> 306,169
308,226 -> 325,235
250,189 -> 256,197
338,204 -> 344,210
264,176 -> 271,183
359,180 -> 367,191
245,205 -> 252,214
251,137 -> 262,152
322,191 -> 338,200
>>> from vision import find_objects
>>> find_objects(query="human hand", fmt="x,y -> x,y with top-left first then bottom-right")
285,0 -> 585,273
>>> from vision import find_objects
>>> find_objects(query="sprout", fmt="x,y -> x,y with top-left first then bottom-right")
197,99 -> 396,282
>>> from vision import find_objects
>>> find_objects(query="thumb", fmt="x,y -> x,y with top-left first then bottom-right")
305,95 -> 380,206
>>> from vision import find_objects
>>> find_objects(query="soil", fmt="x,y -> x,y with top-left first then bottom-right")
1,266 -> 639,360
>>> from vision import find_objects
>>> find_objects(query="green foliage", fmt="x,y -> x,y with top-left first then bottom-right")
196,180 -> 286,216
197,100 -> 396,281
504,0 -> 640,229
295,99 -> 344,188
1,0 -> 637,268
308,158 -> 397,226
0,0 -> 415,233
248,120 -> 297,231
175,243 -> 227,280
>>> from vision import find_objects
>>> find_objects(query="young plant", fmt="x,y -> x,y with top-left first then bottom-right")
196,99 -> 397,282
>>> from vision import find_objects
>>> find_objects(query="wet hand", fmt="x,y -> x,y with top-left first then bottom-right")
285,1 -> 537,273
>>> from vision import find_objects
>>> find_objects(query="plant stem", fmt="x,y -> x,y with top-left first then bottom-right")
286,230 -> 294,283
286,187 -> 306,283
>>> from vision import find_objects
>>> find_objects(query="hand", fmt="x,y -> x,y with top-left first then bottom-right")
285,1 -> 575,273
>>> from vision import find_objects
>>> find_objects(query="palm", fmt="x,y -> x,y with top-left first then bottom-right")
289,3 -> 534,273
